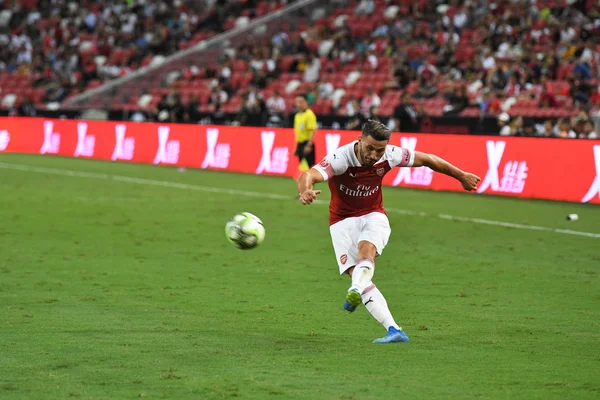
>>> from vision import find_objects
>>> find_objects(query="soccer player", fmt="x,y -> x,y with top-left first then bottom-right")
297,120 -> 481,343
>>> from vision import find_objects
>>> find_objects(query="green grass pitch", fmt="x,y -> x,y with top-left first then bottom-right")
0,153 -> 599,400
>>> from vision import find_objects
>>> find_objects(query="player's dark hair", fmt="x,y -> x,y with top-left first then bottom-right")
296,94 -> 308,100
362,119 -> 391,141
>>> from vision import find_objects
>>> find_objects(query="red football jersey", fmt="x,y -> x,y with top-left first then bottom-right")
313,141 -> 415,225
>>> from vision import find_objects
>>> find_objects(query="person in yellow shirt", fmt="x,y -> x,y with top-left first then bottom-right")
294,94 -> 318,168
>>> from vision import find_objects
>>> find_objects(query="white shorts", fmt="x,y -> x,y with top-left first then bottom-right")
329,211 -> 391,275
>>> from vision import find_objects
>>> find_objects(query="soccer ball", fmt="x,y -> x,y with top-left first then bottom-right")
225,212 -> 265,250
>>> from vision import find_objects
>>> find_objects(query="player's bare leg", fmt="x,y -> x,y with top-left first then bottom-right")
344,240 -> 409,343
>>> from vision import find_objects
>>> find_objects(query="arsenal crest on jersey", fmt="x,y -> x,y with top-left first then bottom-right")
376,167 -> 385,176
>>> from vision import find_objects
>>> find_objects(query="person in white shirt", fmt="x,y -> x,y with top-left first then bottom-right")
360,87 -> 381,115
345,97 -> 360,116
266,90 -> 286,114
554,118 -> 577,139
453,9 -> 468,30
481,47 -> 496,70
498,113 -> 512,136
579,120 -> 599,139
304,55 -> 321,83
210,85 -> 228,105
365,49 -> 378,70
219,62 -> 232,82
355,0 -> 375,15
317,79 -> 334,99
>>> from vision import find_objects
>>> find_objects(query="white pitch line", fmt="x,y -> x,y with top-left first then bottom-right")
1,161 -> 599,239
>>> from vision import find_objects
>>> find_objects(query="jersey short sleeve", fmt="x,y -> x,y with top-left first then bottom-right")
312,148 -> 349,181
305,110 -> 317,131
387,145 -> 415,168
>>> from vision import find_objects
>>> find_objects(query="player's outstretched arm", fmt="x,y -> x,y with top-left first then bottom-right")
412,151 -> 481,191
297,169 -> 324,205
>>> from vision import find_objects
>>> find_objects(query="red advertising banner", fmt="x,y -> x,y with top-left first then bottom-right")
0,117 -> 599,204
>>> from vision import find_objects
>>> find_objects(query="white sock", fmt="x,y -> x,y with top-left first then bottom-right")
361,282 -> 401,331
351,257 -> 375,293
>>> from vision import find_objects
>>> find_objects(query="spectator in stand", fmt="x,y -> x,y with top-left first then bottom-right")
42,82 -> 69,103
481,47 -> 496,71
489,66 -> 508,91
360,86 -> 381,115
355,0 -> 375,16
252,70 -> 268,89
571,115 -> 587,136
172,93 -> 185,123
338,43 -> 356,66
218,59 -> 232,85
155,89 -> 184,123
266,90 -> 286,115
504,75 -> 521,98
554,118 -> 577,138
479,90 -> 495,116
317,78 -> 334,100
591,86 -> 600,105
266,112 -> 286,128
289,36 -> 310,57
573,61 -> 593,81
569,76 -> 593,106
537,120 -> 558,138
347,105 -> 380,130
519,119 -> 537,137
345,96 -> 360,117
249,46 -> 265,72
272,31 -> 291,54
498,113 -> 511,136
507,116 -> 524,137
417,59 -> 438,82
389,57 -> 412,90
539,85 -> 559,108
247,85 -> 262,108
185,94 -> 201,123
443,85 -> 469,116
305,85 -> 318,105
156,94 -> 172,123
413,74 -> 438,99
209,84 -> 229,106
15,96 -> 36,117
212,102 -> 227,125
393,92 -> 419,133
304,54 -> 321,83
236,92 -> 261,127
579,120 -> 599,139
364,48 -> 378,70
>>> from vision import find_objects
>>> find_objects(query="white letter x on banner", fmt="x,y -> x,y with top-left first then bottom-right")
477,140 -> 506,193
153,126 -> 170,165
201,128 -> 220,169
256,131 -> 276,174
112,124 -> 126,161
74,122 -> 88,157
40,121 -> 54,154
